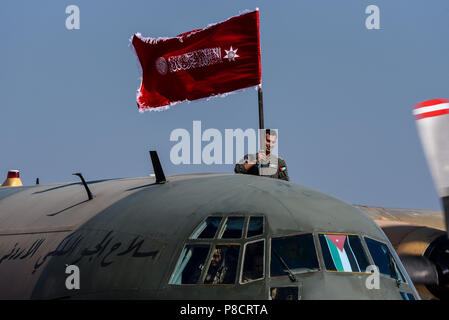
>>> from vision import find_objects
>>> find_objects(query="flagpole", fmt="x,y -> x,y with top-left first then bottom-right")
257,9 -> 265,171
258,84 -> 264,129
257,83 -> 265,177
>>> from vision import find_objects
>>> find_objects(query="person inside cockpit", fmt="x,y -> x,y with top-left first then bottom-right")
204,246 -> 239,284
204,248 -> 228,284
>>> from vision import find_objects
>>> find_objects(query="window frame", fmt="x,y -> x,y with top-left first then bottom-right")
362,236 -> 408,284
189,216 -> 224,240
168,243 -> 212,286
245,215 -> 265,239
318,232 -> 371,274
217,216 -> 246,239
169,214 -> 267,287
200,243 -> 242,286
269,232 -> 321,279
239,238 -> 266,285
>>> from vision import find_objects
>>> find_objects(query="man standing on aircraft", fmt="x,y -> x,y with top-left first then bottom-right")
234,129 -> 289,181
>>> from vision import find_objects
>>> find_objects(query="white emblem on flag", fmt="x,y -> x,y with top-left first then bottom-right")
224,46 -> 239,61
155,57 -> 168,75
167,48 -> 222,73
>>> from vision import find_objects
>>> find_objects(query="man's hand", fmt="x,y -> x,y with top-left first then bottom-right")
242,153 -> 264,171
257,150 -> 267,162
237,153 -> 267,172
243,157 -> 258,171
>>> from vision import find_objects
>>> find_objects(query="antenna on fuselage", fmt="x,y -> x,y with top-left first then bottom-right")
149,150 -> 167,184
72,173 -> 94,200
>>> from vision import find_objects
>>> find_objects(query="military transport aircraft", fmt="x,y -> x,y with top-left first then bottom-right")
1,98 -> 449,300
0,152 -> 422,300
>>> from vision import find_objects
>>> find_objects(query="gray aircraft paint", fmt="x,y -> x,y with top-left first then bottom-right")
0,174 -> 418,299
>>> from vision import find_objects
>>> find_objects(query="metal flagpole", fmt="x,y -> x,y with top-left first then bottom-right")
257,84 -> 265,176
257,9 -> 265,175
258,84 -> 264,129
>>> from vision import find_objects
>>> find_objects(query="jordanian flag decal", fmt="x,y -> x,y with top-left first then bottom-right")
323,234 -> 361,272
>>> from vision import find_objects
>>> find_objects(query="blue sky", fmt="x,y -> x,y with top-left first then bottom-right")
1,1 -> 448,210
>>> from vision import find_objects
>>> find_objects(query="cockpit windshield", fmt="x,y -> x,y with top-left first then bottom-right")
169,244 -> 210,284
190,216 -> 222,239
365,237 -> 405,282
172,215 -> 266,286
218,217 -> 245,239
203,245 -> 240,284
270,234 -> 319,277
247,216 -> 264,238
319,233 -> 370,273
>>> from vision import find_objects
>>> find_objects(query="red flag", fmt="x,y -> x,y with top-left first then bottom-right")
132,10 -> 261,112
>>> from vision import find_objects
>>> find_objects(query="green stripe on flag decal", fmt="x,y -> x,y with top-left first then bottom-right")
325,235 -> 344,271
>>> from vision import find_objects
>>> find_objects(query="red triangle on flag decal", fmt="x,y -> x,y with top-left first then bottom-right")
326,234 -> 347,252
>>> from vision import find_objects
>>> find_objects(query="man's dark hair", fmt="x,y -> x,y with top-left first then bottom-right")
265,129 -> 277,137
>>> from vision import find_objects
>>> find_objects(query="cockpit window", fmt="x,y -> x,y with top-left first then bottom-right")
173,215 -> 266,286
319,233 -> 370,273
218,217 -> 245,239
169,244 -> 210,284
190,216 -> 222,239
270,234 -> 319,277
203,244 -> 240,285
246,216 -> 264,238
365,237 -> 405,282
241,240 -> 265,283
400,292 -> 415,300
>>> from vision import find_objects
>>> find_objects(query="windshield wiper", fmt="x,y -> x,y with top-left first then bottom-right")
388,254 -> 398,279
273,250 -> 297,282
388,254 -> 401,287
